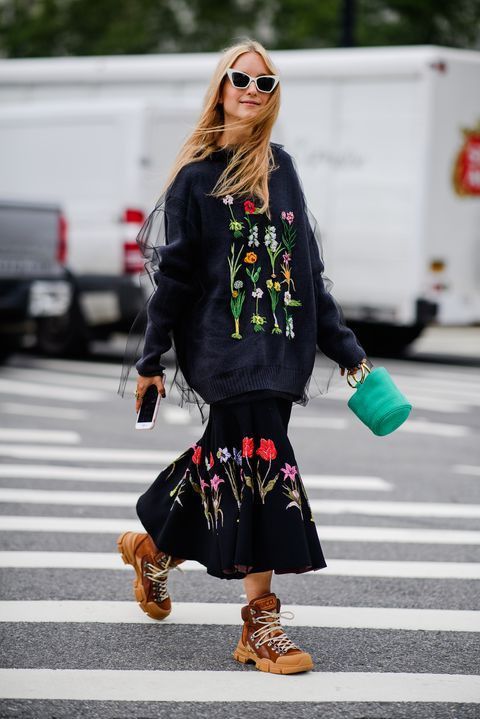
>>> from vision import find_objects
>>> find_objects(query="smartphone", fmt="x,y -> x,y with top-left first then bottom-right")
135,384 -> 162,430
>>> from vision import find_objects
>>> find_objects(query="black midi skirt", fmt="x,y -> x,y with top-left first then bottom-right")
136,391 -> 327,580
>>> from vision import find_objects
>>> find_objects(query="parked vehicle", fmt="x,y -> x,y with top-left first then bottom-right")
0,199 -> 76,359
0,45 -> 478,355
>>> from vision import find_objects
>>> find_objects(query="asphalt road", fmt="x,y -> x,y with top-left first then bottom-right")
0,347 -> 479,718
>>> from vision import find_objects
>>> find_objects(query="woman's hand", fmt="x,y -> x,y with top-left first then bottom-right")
340,357 -> 370,380
135,373 -> 166,414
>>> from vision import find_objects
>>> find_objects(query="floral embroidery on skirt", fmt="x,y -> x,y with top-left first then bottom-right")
136,395 -> 327,579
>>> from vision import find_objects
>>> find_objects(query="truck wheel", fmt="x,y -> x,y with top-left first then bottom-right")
348,322 -> 425,357
35,300 -> 90,357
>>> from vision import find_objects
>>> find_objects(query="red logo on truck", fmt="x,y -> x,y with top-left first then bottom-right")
452,121 -> 480,196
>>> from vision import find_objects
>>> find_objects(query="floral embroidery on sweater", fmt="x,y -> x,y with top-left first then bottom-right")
223,195 -> 302,339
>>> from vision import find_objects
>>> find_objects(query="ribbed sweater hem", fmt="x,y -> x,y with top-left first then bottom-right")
194,364 -> 311,405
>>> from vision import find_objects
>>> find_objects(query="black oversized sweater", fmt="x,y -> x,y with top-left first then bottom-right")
136,142 -> 367,404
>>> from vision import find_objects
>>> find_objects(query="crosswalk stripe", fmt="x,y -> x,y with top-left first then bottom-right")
0,464 -> 392,490
2,487 -> 478,519
1,601 -> 478,632
0,669 -> 478,702
397,420 -> 470,437
0,367 -> 117,391
0,445 -> 180,463
454,465 -> 480,477
0,402 -> 89,420
309,498 -> 480,518
0,552 -> 478,578
0,429 -> 81,444
1,515 -> 480,545
0,378 -> 105,402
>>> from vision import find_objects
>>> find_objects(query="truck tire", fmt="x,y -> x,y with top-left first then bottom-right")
35,299 -> 90,357
348,321 -> 425,357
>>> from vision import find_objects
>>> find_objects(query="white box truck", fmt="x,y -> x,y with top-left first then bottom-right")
0,45 -> 478,355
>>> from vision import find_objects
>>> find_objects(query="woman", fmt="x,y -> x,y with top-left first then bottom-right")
117,38 -> 370,675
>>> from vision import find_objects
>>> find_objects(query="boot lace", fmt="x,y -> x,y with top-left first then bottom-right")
251,609 -> 298,654
143,555 -> 184,603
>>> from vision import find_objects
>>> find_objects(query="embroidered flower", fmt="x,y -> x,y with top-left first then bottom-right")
252,287 -> 264,299
200,478 -> 210,491
234,280 -> 244,289
280,462 -> 298,482
217,447 -> 231,463
210,474 -> 225,491
266,279 -> 273,289
205,451 -> 215,471
244,200 -> 256,214
229,220 -> 243,233
270,239 -> 278,252
232,447 -> 242,466
274,281 -> 281,291
248,226 -> 259,247
286,315 -> 295,338
256,438 -> 277,461
281,210 -> 294,225
192,445 -> 202,465
232,290 -> 238,298
282,251 -> 291,264
242,436 -> 254,458
244,252 -> 257,264
223,195 -> 234,205
284,291 -> 292,305
264,225 -> 277,250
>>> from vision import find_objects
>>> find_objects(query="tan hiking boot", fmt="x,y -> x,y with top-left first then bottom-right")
117,531 -> 185,620
233,591 -> 313,675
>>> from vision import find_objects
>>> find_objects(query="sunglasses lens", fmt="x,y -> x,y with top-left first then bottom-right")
230,71 -> 250,88
257,76 -> 276,92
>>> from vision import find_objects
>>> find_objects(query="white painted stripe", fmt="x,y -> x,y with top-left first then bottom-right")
454,465 -> 480,477
397,420 -> 470,437
0,465 -> 392,491
10,357 -> 123,377
305,475 -> 391,491
0,464 -> 154,482
0,488 -> 138,506
0,487 -> 411,508
0,403 -> 88,420
0,551 -> 478,579
0,429 -> 80,444
289,416 -> 348,429
1,367 -> 117,391
161,405 -> 192,425
0,378 -> 104,402
1,516 -> 479,546
0,445 -> 181,464
310,498 -> 480,518
1,601 -> 478,632
0,669 -> 478,702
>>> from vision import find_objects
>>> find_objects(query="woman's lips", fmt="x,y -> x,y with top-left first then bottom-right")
241,101 -> 259,105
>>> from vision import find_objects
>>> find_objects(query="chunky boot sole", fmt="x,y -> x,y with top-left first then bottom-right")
233,639 -> 314,675
117,531 -> 171,621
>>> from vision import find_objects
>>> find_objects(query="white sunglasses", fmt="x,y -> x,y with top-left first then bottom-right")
225,67 -> 279,94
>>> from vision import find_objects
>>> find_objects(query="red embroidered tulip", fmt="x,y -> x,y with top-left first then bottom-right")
242,436 -> 254,458
244,200 -> 256,214
192,445 -> 202,465
256,438 -> 277,461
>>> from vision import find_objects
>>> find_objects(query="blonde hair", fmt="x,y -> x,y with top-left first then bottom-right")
160,37 -> 281,218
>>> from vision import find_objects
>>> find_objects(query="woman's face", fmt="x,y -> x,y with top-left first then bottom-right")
219,51 -> 272,128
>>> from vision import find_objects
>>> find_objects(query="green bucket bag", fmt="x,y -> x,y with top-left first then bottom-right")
346,363 -> 412,436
